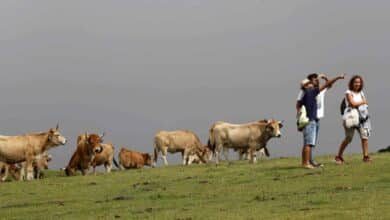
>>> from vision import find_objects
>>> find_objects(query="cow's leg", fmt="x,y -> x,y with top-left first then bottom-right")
188,154 -> 197,165
182,149 -> 191,165
259,148 -> 266,159
182,152 -> 187,165
238,150 -> 244,160
214,151 -> 218,164
1,165 -> 8,182
162,148 -> 169,166
26,161 -> 34,181
214,145 -> 222,165
105,162 -> 112,173
19,164 -> 26,181
23,152 -> 35,181
81,166 -> 89,176
246,149 -> 251,160
223,147 -> 230,162
249,146 -> 257,164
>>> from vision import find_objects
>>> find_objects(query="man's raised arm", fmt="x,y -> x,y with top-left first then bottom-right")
319,73 -> 346,92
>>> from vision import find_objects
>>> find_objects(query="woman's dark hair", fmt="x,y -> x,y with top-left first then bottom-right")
349,75 -> 364,92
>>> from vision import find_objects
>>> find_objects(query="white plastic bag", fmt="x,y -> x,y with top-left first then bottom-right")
343,108 -> 360,128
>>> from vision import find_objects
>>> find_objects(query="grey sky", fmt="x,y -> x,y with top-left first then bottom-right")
0,1 -> 389,169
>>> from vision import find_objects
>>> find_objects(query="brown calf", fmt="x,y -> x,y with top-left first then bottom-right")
117,148 -> 152,169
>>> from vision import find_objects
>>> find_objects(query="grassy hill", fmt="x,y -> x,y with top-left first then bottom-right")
0,153 -> 389,220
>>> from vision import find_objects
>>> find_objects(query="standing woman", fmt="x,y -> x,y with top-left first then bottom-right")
335,75 -> 372,164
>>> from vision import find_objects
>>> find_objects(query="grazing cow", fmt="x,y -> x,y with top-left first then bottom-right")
91,143 -> 115,174
153,130 -> 208,166
208,119 -> 283,164
64,133 -> 104,176
188,145 -> 213,164
116,148 -> 152,169
0,125 -> 67,181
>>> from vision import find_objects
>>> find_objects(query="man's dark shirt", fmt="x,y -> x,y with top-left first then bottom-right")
298,87 -> 320,121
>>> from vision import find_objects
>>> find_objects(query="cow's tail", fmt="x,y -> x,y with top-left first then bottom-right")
151,136 -> 159,167
207,126 -> 217,154
113,157 -> 120,169
263,147 -> 270,157
153,147 -> 159,166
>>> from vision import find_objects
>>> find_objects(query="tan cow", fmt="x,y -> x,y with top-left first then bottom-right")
153,130 -> 207,166
64,133 -> 104,176
208,119 -> 283,164
188,145 -> 213,164
116,148 -> 152,169
0,125 -> 67,181
91,143 -> 115,174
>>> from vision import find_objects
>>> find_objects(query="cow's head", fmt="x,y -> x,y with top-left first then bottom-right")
200,146 -> 213,162
265,120 -> 283,138
34,154 -> 52,170
9,165 -> 21,181
63,166 -> 75,176
85,133 -> 104,154
143,153 -> 153,166
47,124 -> 67,146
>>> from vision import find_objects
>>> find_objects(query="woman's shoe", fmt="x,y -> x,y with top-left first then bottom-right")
335,156 -> 345,165
363,156 -> 372,163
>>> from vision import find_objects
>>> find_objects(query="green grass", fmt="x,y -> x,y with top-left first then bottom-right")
0,153 -> 389,220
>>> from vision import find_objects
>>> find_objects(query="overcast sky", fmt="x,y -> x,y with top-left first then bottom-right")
0,1 -> 389,169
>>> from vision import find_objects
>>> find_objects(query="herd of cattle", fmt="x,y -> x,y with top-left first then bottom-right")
0,119 -> 283,182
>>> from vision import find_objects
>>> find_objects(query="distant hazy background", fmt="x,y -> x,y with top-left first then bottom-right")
1,1 -> 389,169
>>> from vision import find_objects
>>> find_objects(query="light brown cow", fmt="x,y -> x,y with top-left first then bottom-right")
117,148 -> 152,169
64,133 -> 104,176
208,119 -> 283,164
91,143 -> 115,174
188,145 -> 213,164
153,130 -> 207,166
0,125 -> 67,181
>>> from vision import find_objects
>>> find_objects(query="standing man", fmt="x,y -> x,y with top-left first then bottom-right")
297,73 -> 345,169
297,73 -> 329,167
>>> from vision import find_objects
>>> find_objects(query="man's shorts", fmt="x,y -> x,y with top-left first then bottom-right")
303,120 -> 320,147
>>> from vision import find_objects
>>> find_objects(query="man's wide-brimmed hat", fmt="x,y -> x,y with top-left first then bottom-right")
301,78 -> 311,87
